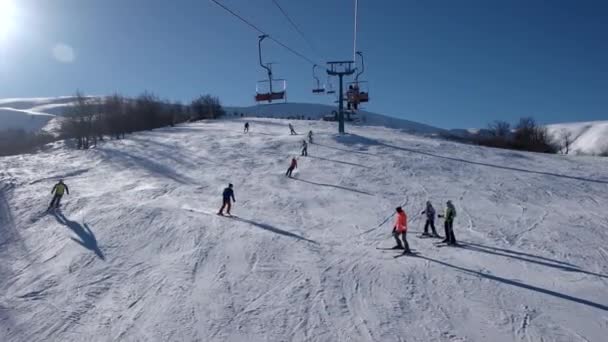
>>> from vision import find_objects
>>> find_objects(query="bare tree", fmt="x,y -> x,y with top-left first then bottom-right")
559,129 -> 573,154
191,95 -> 225,120
489,120 -> 511,138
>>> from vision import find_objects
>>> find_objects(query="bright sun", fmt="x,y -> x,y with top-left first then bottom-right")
0,0 -> 18,38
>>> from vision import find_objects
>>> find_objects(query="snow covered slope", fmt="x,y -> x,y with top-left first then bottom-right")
0,107 -> 56,132
547,120 -> 608,155
1,118 -> 608,342
226,103 -> 444,134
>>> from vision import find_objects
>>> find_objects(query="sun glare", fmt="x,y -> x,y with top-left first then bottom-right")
0,0 -> 18,39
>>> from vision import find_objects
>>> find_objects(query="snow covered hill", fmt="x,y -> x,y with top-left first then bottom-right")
0,107 -> 56,132
1,118 -> 607,341
0,97 -> 80,133
547,120 -> 608,155
226,103 -> 444,134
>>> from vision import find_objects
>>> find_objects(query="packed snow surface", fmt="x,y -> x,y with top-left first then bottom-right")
1,118 -> 607,342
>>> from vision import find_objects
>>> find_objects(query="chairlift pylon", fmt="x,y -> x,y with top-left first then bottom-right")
255,35 -> 286,103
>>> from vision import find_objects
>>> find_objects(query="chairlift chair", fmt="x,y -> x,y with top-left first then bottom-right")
312,64 -> 325,94
346,51 -> 370,109
254,35 -> 287,103
255,79 -> 287,102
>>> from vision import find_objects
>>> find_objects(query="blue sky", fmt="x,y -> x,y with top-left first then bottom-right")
0,0 -> 606,129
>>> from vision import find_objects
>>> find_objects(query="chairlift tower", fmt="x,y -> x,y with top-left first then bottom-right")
326,61 -> 355,134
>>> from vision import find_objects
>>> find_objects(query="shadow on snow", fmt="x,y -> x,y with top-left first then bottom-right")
233,217 -> 318,245
53,212 -> 105,260
331,134 -> 608,185
291,177 -> 373,196
460,242 -> 607,279
419,255 -> 608,312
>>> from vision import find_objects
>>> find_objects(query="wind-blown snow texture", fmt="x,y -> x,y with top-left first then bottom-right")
1,118 -> 607,342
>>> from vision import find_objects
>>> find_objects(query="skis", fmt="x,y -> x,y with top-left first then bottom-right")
417,234 -> 442,239
434,242 -> 464,248
217,213 -> 237,218
394,252 -> 420,258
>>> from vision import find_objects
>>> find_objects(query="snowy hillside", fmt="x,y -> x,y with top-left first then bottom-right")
1,118 -> 607,341
226,103 -> 444,134
0,107 -> 56,132
547,120 -> 608,155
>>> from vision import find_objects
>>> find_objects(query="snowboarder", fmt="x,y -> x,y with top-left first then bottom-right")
421,201 -> 440,237
289,123 -> 297,135
301,140 -> 308,156
244,122 -> 249,133
438,200 -> 457,245
392,207 -> 412,254
48,179 -> 69,210
308,130 -> 314,144
286,157 -> 298,177
218,183 -> 236,216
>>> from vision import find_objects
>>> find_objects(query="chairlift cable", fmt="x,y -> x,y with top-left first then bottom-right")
209,0 -> 319,66
353,0 -> 359,63
270,0 -> 320,58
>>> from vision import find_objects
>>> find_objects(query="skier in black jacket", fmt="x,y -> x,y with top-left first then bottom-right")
218,184 -> 236,216
421,201 -> 440,237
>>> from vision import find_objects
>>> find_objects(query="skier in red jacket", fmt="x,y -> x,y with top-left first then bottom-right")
392,207 -> 412,254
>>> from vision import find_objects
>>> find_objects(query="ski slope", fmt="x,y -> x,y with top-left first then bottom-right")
1,118 -> 607,342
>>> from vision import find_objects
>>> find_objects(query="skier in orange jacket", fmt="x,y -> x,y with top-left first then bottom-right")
392,207 -> 412,253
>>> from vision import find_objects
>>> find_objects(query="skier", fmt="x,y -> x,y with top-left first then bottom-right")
392,207 -> 411,254
48,179 -> 69,210
308,130 -> 314,144
218,183 -> 236,216
420,201 -> 440,237
301,140 -> 308,156
289,123 -> 297,135
285,157 -> 298,177
244,122 -> 249,133
438,200 -> 457,245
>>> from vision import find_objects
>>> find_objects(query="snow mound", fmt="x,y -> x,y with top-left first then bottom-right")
1,118 -> 607,341
0,107 -> 56,132
547,120 -> 608,155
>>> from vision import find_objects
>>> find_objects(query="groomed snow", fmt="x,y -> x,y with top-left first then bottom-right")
1,118 -> 607,342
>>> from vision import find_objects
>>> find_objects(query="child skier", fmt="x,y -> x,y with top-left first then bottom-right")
218,183 -> 236,216
308,130 -> 313,144
301,140 -> 308,156
438,200 -> 457,245
392,207 -> 412,254
289,123 -> 297,135
286,157 -> 298,177
48,179 -> 69,210
421,201 -> 440,237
